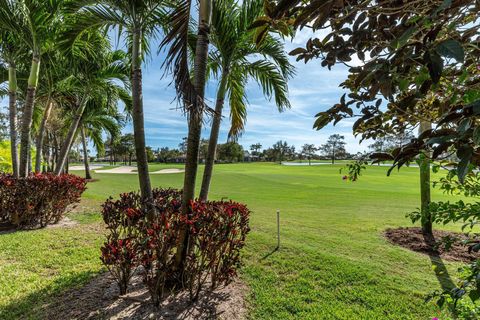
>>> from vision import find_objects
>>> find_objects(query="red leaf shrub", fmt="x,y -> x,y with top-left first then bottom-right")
100,188 -> 251,305
138,189 -> 183,305
0,173 -> 87,228
184,200 -> 251,300
101,192 -> 145,295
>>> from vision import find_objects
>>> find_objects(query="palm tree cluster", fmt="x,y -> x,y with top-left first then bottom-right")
0,0 -> 293,277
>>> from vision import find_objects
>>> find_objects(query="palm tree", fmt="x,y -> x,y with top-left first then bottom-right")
199,0 -> 294,200
54,35 -> 131,175
162,0 -> 213,272
34,48 -> 69,173
0,31 -> 23,177
67,0 -> 168,204
0,0 -> 63,177
79,100 -> 123,179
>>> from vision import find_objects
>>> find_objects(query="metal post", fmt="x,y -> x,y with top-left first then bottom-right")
276,209 -> 280,249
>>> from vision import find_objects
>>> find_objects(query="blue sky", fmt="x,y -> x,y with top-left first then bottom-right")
130,28 -> 368,154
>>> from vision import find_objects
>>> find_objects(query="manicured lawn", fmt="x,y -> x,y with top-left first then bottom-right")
0,163 -> 465,319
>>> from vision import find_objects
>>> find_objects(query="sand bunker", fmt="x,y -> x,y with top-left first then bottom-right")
92,166 -> 184,175
69,164 -> 106,171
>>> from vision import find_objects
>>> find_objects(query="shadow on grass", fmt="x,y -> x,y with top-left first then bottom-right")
422,232 -> 456,292
260,247 -> 279,261
0,270 -> 100,320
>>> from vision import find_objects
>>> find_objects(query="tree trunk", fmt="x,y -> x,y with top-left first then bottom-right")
35,97 -> 53,173
419,121 -> 432,235
54,99 -> 87,175
19,54 -> 40,177
176,0 -> 213,269
51,134 -> 57,171
81,126 -> 92,180
332,149 -> 335,164
131,28 -> 153,206
199,69 -> 229,201
8,63 -> 19,178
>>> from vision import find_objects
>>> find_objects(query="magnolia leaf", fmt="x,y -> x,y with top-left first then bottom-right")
467,100 -> 480,115
289,47 -> 307,56
436,39 -> 465,63
391,26 -> 416,49
473,127 -> 480,145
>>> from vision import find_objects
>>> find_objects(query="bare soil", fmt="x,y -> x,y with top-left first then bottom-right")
39,273 -> 249,320
384,227 -> 480,263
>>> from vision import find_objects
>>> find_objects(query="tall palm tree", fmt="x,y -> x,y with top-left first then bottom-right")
66,0 -> 168,204
0,0 -> 63,177
162,0 -> 213,272
199,0 -> 294,200
34,48 -> 68,173
54,42 -> 131,175
0,31 -> 24,177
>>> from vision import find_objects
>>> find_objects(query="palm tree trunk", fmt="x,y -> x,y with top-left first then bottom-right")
419,121 -> 432,235
54,99 -> 87,175
176,0 -> 213,270
131,28 -> 153,206
199,69 -> 229,201
35,97 -> 53,173
8,63 -> 18,178
80,125 -> 92,180
19,54 -> 40,177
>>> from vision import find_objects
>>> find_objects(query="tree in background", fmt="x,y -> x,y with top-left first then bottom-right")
178,137 -> 187,154
216,142 -> 244,163
146,147 -> 156,163
119,134 -> 136,166
199,139 -> 209,163
0,111 -> 7,140
301,144 -> 317,165
250,143 -> 262,157
157,147 -> 182,163
320,134 -> 346,164
267,140 -> 295,163
79,99 -> 123,179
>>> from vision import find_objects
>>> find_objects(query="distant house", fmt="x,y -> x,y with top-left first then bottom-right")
244,151 -> 260,162
171,154 -> 187,163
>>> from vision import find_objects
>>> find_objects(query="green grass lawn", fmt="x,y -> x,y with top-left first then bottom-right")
0,162 -> 467,319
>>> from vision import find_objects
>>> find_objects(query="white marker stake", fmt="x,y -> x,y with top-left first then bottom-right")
277,209 -> 280,249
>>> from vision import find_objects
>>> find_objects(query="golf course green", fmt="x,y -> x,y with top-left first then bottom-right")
0,163 -> 464,319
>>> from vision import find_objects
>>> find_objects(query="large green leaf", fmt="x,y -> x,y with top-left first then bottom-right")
436,39 -> 465,63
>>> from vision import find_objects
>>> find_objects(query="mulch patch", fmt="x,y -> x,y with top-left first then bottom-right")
384,227 -> 480,263
39,272 -> 249,320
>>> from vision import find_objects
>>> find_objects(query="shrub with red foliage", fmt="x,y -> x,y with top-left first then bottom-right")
0,173 -> 87,228
100,188 -> 251,305
184,200 -> 251,300
100,192 -> 145,295
137,189 -> 183,305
